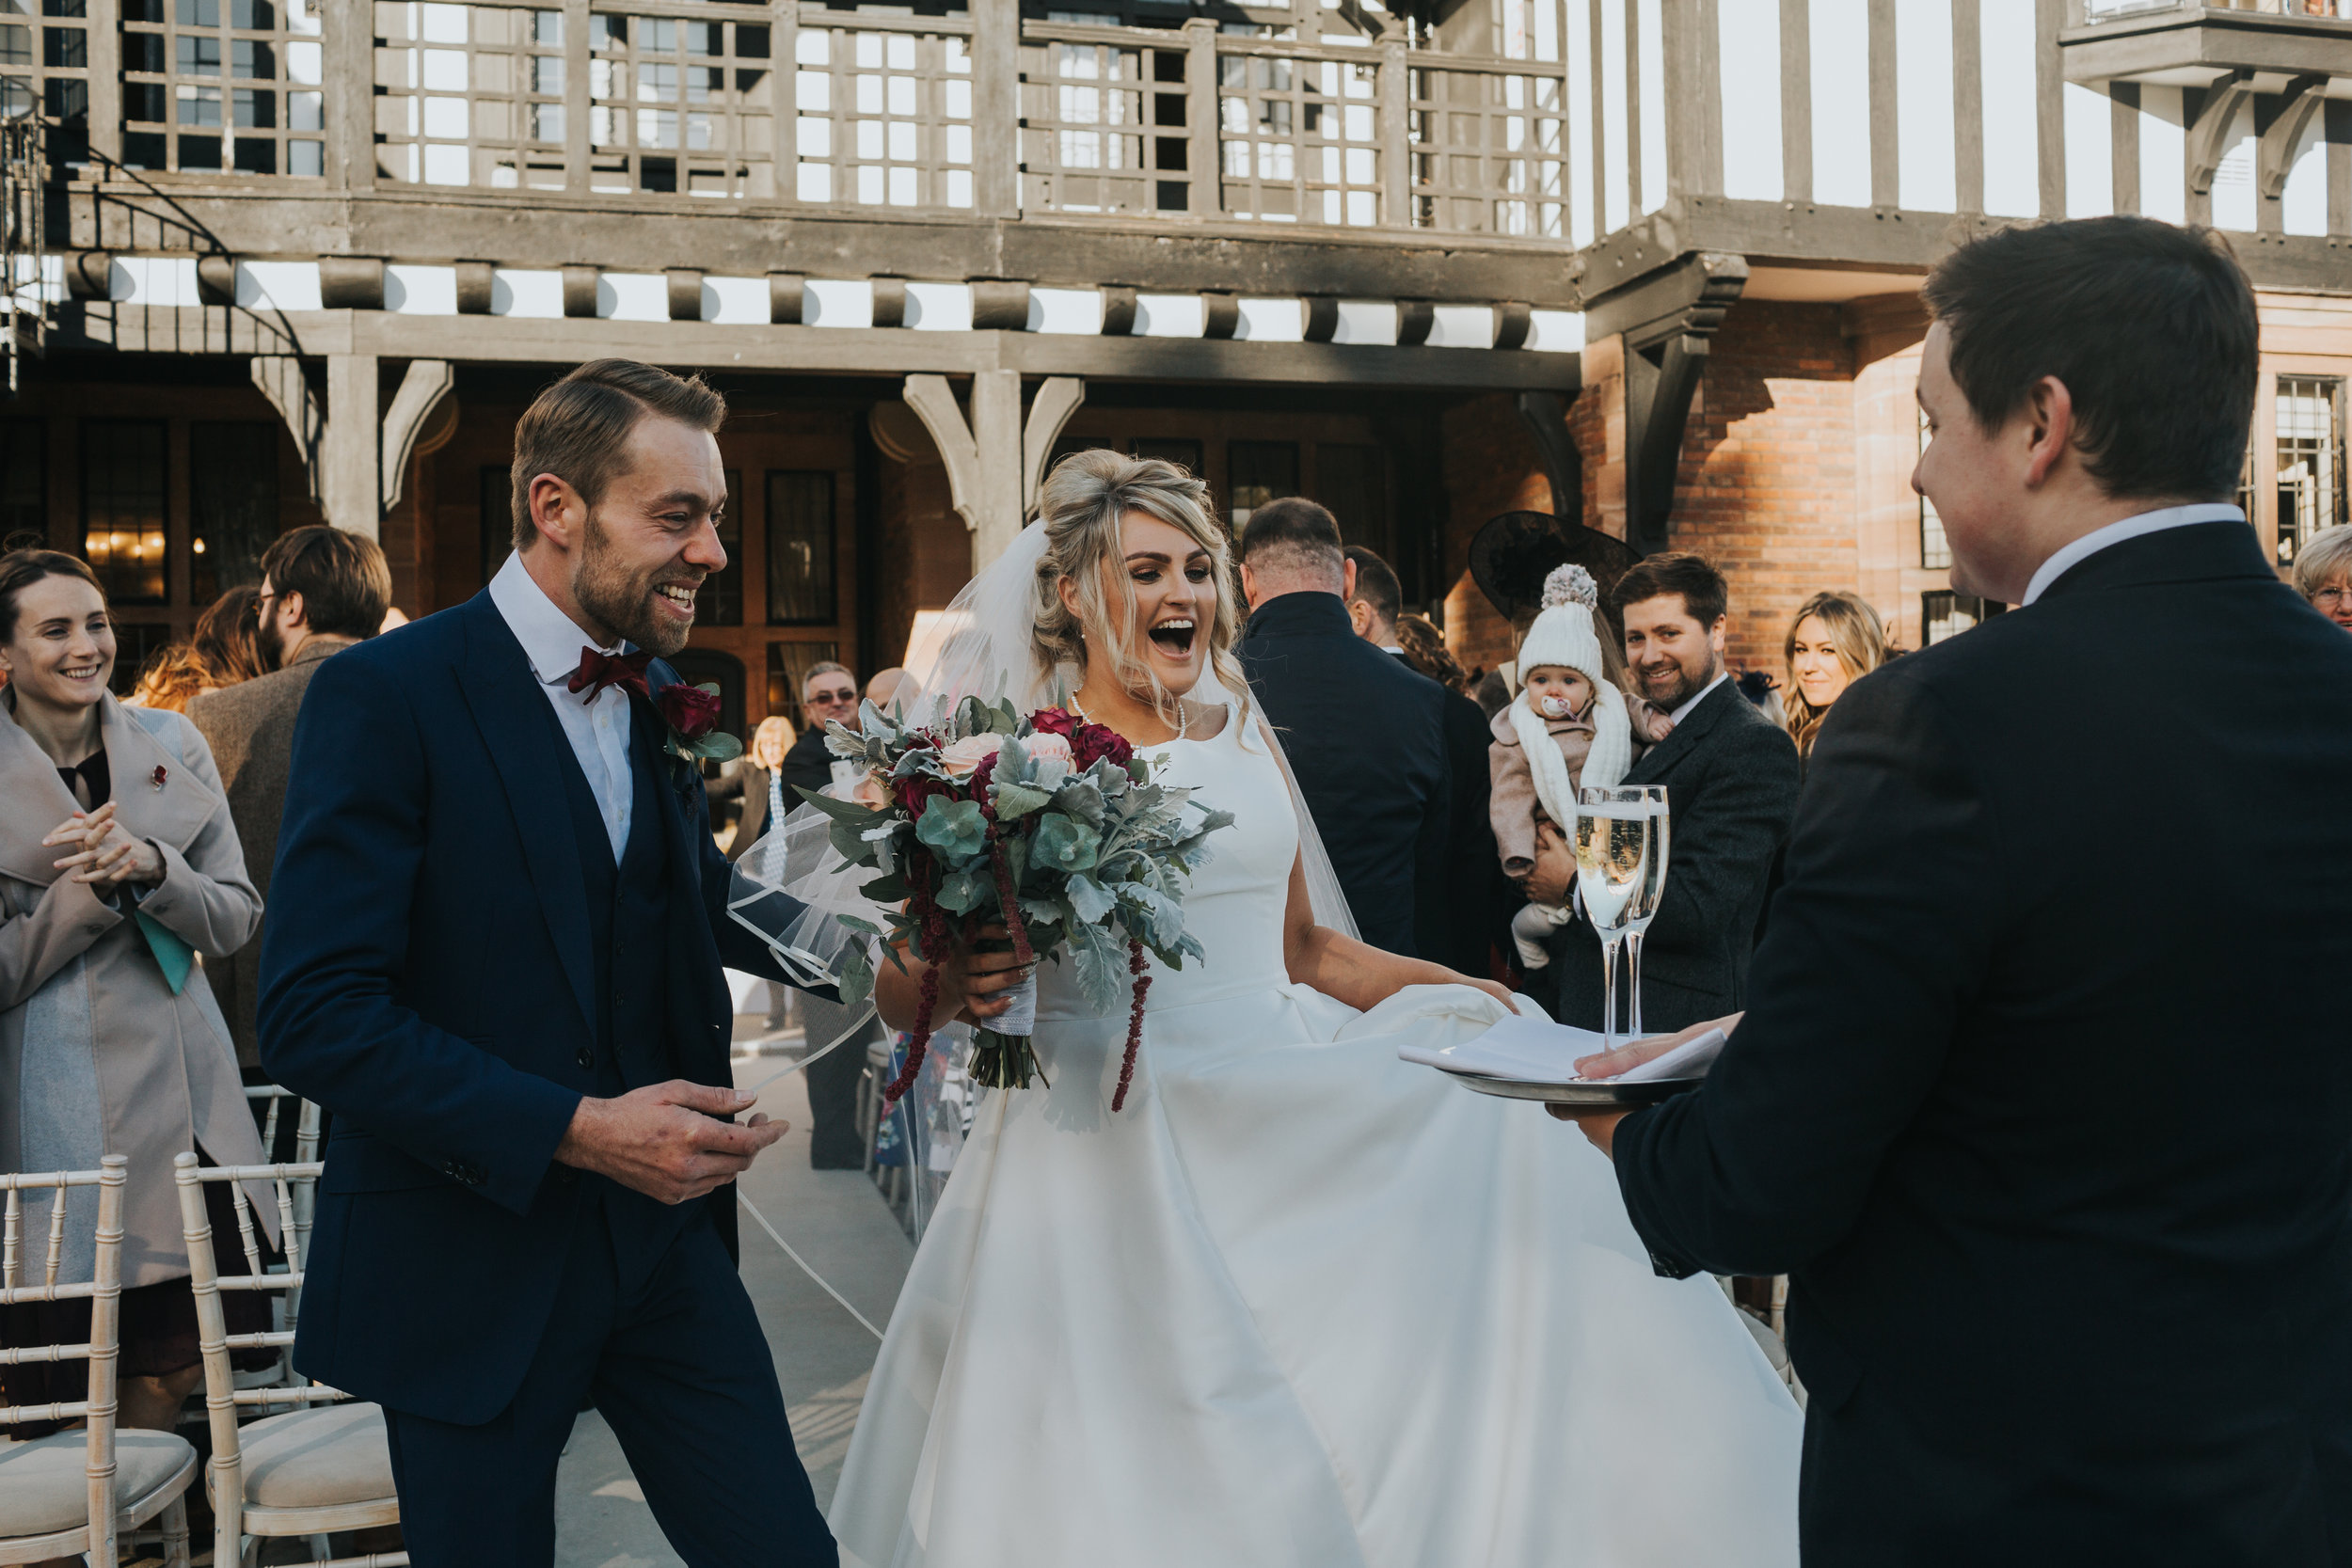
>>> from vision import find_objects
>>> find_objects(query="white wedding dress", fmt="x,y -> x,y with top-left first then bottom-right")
827,706 -> 1803,1568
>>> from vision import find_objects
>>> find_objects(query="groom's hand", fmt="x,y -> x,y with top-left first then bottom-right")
555,1081 -> 787,1205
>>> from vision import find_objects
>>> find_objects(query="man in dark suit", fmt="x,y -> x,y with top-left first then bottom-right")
261,361 -> 839,1566
1538,553 -> 1800,1033
1561,218 -> 2352,1565
1343,544 -> 1501,977
190,525 -> 390,1069
1235,499 -> 1448,957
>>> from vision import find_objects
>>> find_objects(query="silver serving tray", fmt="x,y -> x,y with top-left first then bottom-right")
1439,1070 -> 1706,1107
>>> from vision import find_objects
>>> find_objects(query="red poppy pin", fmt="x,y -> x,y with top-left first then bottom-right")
151,765 -> 167,791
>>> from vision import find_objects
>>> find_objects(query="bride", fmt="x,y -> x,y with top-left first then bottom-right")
820,451 -> 1801,1567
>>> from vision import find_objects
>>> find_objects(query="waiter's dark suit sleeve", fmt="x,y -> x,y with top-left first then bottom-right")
1641,719 -> 1801,969
1613,669 -> 1996,1278
260,652 -> 582,1217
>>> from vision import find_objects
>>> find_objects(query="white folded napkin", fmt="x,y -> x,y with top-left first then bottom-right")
1399,1013 -> 1726,1085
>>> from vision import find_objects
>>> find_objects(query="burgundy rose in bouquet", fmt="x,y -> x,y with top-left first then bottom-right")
794,694 -> 1232,1111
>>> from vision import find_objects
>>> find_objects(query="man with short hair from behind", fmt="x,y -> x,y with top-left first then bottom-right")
189,525 -> 392,1069
1559,217 -> 2352,1565
1531,551 -> 1800,1034
1343,544 -> 1501,978
1235,499 -> 1448,958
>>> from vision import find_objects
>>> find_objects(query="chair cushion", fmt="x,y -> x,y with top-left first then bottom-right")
0,1428 -> 196,1538
232,1401 -> 396,1510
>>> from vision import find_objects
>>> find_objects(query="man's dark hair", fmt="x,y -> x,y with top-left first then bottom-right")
1344,546 -> 1402,628
1237,497 -> 1343,579
259,526 -> 391,641
1921,217 -> 2257,502
1610,552 -> 1728,627
510,359 -> 728,551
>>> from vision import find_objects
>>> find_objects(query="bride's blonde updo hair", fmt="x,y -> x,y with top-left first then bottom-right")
1032,449 -> 1249,730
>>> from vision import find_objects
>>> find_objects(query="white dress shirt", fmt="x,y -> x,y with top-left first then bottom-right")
487,551 -> 635,862
2021,503 -> 2244,606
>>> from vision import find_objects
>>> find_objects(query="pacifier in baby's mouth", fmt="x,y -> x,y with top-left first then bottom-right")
1536,693 -> 1577,720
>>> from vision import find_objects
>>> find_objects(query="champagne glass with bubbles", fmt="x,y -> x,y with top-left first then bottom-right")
1573,785 -> 1657,1053
1615,786 -> 1670,1041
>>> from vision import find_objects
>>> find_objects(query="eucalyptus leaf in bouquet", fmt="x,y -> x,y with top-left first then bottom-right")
794,698 -> 1234,1112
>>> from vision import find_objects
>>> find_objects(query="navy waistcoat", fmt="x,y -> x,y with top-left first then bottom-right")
548,697 -> 679,1094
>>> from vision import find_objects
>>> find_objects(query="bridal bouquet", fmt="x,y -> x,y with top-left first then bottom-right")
795,696 -> 1233,1112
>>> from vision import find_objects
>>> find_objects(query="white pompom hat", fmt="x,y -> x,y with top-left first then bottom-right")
1509,564 -> 1632,824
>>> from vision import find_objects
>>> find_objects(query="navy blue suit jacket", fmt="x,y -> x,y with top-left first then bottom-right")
258,593 -> 818,1424
1236,591 -> 1449,957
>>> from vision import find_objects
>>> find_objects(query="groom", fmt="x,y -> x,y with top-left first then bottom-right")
1560,219 -> 2352,1563
261,360 -> 837,1565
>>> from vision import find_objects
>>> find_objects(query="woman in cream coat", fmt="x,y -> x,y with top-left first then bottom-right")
0,549 -> 272,1436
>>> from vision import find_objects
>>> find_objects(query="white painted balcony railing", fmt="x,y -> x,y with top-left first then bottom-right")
5,0 -> 1595,243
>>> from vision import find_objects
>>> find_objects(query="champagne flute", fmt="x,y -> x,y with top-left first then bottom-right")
1616,786 -> 1670,1041
1572,786 -> 1654,1052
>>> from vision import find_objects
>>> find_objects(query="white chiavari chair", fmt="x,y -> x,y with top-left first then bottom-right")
237,1085 -> 325,1391
175,1152 -> 405,1568
0,1155 -> 197,1567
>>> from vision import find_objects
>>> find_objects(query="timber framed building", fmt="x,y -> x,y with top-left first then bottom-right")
2,0 -> 2348,721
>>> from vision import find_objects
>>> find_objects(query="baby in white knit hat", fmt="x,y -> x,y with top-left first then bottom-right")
1488,564 -> 1666,969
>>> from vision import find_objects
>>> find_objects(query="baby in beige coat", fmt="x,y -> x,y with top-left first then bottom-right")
1488,565 -> 1664,967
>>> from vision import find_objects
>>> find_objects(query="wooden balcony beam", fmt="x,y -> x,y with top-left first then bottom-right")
68,307 -> 1582,392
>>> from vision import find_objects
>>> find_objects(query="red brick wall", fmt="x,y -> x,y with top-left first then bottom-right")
1658,301 -> 1862,673
1437,391 -> 1562,678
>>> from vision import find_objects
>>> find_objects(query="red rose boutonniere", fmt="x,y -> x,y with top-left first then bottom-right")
655,681 -> 741,780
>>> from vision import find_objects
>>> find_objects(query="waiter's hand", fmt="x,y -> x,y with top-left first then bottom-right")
1546,1104 -> 1629,1156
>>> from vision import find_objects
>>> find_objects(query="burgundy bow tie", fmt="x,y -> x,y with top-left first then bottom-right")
567,646 -> 653,702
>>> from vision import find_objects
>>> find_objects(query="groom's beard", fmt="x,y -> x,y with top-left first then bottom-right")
575,511 -> 696,657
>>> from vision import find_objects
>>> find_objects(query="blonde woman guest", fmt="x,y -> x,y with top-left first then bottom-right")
0,549 -> 275,1443
2295,525 -> 2352,633
711,713 -> 798,864
1782,591 -> 1890,763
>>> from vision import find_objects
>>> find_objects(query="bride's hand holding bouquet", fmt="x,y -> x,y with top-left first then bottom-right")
794,692 -> 1233,1112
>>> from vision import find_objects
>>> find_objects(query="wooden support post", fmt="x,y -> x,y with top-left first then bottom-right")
324,354 -> 381,538
328,0 -> 375,191
967,370 -> 1024,567
1186,19 -> 1221,220
1379,33 -> 1409,228
85,0 -> 121,166
564,0 -> 593,192
971,0 -> 1019,216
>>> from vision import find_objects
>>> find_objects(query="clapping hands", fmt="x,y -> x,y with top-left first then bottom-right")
44,802 -> 165,890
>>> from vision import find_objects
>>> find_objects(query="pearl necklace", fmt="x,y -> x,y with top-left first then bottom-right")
1071,691 -> 1190,742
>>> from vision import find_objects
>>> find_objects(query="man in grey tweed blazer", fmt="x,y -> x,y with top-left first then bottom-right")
1542,552 -> 1799,1035
189,525 -> 389,1067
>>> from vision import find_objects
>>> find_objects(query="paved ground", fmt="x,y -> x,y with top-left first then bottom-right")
552,1027 -> 913,1568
